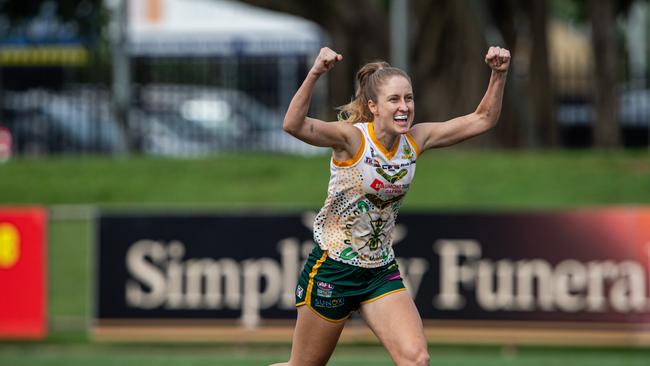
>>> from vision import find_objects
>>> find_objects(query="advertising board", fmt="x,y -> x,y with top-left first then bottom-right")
95,209 -> 650,345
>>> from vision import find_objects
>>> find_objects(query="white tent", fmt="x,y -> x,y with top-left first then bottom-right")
127,0 -> 324,56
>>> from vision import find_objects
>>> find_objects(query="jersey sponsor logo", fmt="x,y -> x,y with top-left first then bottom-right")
364,157 -> 381,167
314,298 -> 345,308
381,163 -> 402,171
370,179 -> 384,191
376,167 -> 408,183
402,145 -> 413,159
370,180 -> 408,195
365,158 -> 414,169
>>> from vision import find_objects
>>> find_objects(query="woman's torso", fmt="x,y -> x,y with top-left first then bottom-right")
313,122 -> 420,268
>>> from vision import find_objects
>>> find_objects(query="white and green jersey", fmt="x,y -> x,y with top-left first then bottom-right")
313,122 -> 420,268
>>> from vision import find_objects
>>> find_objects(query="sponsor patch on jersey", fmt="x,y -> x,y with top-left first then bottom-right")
364,157 -> 381,167
402,145 -> 413,159
370,179 -> 384,191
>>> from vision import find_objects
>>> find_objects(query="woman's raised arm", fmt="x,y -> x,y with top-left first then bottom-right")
282,47 -> 360,154
410,46 -> 511,150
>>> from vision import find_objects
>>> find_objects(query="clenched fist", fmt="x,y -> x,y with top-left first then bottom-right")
485,46 -> 511,73
310,47 -> 343,76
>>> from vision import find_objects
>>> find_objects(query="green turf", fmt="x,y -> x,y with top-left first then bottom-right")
48,220 -> 91,320
1,343 -> 650,365
1,151 -> 648,208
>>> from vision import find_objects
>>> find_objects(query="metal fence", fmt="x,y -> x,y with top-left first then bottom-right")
1,57 -> 649,156
0,53 -> 328,157
553,71 -> 650,148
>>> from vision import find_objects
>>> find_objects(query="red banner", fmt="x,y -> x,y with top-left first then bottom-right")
0,207 -> 47,339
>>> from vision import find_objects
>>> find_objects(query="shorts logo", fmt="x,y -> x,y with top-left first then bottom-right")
317,282 -> 334,290
296,285 -> 304,299
317,289 -> 332,297
317,282 -> 333,298
314,298 -> 345,308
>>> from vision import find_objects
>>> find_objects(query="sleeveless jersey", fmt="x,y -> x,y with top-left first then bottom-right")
313,122 -> 421,268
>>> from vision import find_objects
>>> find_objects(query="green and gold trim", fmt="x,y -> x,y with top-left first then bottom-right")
360,288 -> 407,305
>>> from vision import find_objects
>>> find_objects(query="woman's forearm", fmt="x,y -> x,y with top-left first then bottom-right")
282,71 -> 321,135
475,70 -> 508,127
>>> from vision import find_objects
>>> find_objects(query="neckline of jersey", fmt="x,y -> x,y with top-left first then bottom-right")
368,122 -> 400,160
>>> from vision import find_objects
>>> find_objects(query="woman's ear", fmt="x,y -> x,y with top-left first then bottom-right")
368,99 -> 378,116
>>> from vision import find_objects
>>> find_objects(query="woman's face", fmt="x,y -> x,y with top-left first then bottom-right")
368,75 -> 414,135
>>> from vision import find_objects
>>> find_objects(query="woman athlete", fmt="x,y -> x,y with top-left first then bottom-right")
272,46 -> 510,366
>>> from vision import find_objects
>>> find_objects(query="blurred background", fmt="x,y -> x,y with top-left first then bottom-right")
1,1 -> 650,365
0,0 -> 649,157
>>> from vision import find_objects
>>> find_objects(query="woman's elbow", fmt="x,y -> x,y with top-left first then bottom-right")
282,119 -> 297,135
476,110 -> 499,130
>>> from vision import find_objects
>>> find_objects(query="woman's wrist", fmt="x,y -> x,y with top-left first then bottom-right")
491,69 -> 508,79
308,68 -> 325,78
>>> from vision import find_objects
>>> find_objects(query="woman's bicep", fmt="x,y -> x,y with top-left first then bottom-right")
288,118 -> 355,149
411,114 -> 489,150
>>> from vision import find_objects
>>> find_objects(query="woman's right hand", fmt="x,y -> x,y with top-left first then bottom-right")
310,47 -> 343,76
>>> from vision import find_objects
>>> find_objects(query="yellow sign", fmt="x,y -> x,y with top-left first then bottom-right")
0,223 -> 20,268
0,45 -> 89,66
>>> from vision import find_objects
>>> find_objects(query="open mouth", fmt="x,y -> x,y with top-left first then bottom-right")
394,115 -> 408,126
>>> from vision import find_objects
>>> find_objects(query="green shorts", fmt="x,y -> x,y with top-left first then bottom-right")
295,245 -> 406,322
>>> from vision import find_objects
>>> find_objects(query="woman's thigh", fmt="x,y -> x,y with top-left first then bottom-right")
285,305 -> 347,366
359,290 -> 429,365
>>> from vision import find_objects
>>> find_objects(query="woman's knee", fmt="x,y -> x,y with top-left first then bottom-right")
398,343 -> 429,366
414,348 -> 430,366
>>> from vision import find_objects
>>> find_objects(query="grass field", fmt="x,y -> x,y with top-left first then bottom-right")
2,150 -> 649,208
1,151 -> 650,365
2,342 -> 650,365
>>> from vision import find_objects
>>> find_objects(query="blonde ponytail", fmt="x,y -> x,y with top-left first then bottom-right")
337,61 -> 411,123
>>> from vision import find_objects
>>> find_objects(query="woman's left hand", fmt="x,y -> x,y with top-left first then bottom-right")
485,46 -> 511,73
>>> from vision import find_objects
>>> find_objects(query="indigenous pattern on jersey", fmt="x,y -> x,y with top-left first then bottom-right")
313,122 -> 420,268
